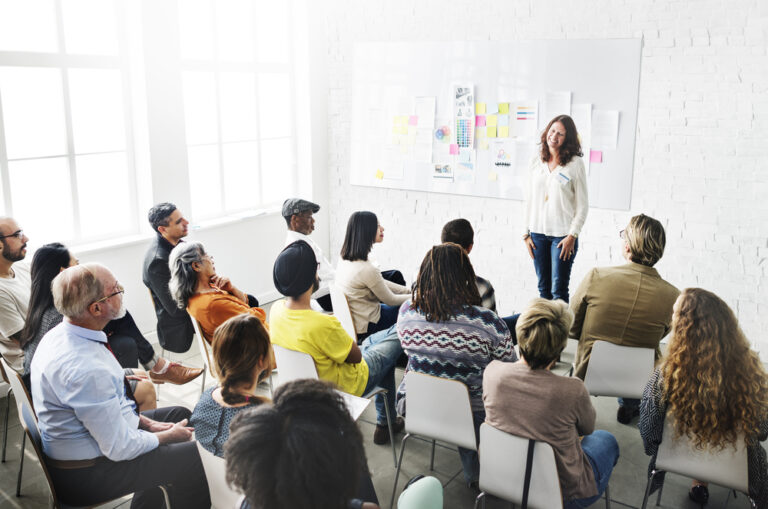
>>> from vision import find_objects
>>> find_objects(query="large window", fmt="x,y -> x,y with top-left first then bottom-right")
178,0 -> 297,220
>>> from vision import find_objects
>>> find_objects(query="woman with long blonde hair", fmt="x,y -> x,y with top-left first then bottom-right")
640,288 -> 768,507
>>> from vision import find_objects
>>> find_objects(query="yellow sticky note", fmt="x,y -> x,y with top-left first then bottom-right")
396,116 -> 408,125
480,139 -> 489,150
499,126 -> 510,138
499,103 -> 510,114
375,170 -> 384,179
475,128 -> 485,139
486,115 -> 498,127
476,103 -> 486,115
487,126 -> 497,138
488,171 -> 498,181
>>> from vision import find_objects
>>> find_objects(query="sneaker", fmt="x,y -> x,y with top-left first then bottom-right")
149,362 -> 204,385
373,416 -> 405,445
616,405 -> 640,424
689,484 -> 709,506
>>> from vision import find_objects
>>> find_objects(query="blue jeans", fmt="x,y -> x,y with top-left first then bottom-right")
361,325 -> 403,425
530,232 -> 578,302
502,314 -> 520,345
618,397 -> 640,410
458,410 -> 484,484
363,303 -> 401,338
564,430 -> 620,509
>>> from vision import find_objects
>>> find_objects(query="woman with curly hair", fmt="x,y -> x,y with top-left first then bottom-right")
522,115 -> 588,302
640,288 -> 768,506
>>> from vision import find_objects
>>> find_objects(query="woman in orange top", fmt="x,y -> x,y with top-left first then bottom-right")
168,241 -> 267,343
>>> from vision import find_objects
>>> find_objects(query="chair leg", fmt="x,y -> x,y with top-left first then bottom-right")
157,348 -> 165,401
655,478 -> 664,506
641,472 -> 656,509
159,485 -> 172,508
381,389 -> 396,467
473,492 -> 486,509
2,390 -> 9,462
604,484 -> 611,509
16,432 -> 26,496
389,433 -> 411,509
199,368 -> 206,397
429,440 -> 436,470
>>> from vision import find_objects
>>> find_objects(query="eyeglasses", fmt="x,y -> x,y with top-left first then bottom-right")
619,229 -> 626,240
0,229 -> 23,240
94,283 -> 125,303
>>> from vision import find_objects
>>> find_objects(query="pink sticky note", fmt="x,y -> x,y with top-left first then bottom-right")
590,150 -> 603,163
408,115 -> 418,126
475,115 -> 486,127
449,144 -> 459,155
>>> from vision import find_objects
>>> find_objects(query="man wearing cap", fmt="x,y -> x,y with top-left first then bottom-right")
282,198 -> 335,311
270,240 -> 405,445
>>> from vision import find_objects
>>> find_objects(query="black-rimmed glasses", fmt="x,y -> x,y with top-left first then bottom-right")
0,229 -> 24,240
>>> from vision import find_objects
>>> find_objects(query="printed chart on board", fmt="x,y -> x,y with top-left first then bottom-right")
350,39 -> 642,210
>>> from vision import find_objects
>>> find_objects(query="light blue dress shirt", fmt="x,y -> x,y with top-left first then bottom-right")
30,321 -> 159,461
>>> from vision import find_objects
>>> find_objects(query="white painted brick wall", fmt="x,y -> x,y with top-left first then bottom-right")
321,0 -> 768,357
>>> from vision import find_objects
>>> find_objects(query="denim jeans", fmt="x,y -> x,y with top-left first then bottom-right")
458,410 -> 485,484
618,397 -> 640,410
361,325 -> 403,425
564,430 -> 620,509
502,314 -> 520,345
530,232 -> 579,302
363,303 -> 401,338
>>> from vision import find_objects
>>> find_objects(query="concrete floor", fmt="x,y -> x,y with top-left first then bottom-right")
0,341 -> 755,509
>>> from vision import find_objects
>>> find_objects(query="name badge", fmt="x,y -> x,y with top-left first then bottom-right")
556,172 -> 571,186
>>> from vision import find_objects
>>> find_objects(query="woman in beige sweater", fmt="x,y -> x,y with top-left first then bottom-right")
335,211 -> 410,339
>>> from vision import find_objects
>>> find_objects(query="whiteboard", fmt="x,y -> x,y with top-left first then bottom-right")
350,39 -> 642,210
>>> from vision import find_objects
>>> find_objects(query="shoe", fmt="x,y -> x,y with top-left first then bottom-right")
689,484 -> 709,506
149,362 -> 204,385
373,416 -> 405,445
616,405 -> 640,424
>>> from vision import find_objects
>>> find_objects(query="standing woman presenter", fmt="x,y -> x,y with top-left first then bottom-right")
523,115 -> 588,302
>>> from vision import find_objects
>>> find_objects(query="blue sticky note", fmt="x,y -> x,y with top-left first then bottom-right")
486,102 -> 498,114
459,148 -> 472,163
498,115 -> 509,126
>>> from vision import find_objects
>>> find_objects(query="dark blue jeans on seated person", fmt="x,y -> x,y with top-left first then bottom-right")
361,325 -> 403,426
618,397 -> 640,410
502,314 -> 520,345
361,303 -> 401,341
564,430 -> 620,509
458,410 -> 485,484
530,232 -> 578,302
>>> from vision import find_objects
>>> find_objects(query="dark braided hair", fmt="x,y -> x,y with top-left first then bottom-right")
212,314 -> 272,405
412,243 -> 481,322
539,114 -> 583,166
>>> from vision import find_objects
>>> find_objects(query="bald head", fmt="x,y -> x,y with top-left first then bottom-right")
52,263 -> 109,320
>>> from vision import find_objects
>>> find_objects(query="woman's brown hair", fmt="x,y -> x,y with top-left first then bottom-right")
412,243 -> 481,322
661,288 -> 768,449
539,115 -> 583,166
212,314 -> 273,405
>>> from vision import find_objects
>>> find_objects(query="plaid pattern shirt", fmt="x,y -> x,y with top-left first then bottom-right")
476,276 -> 496,313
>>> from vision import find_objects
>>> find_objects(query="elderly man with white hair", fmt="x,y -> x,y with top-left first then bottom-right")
30,263 -> 210,508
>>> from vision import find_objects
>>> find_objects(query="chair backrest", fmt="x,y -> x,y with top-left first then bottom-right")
0,356 -> 35,420
19,397 -> 60,507
272,344 -> 318,387
189,312 -> 217,380
404,372 -> 477,450
478,423 -> 563,509
583,341 -> 655,398
397,475 -> 443,509
655,416 -> 749,494
329,283 -> 357,340
195,441 -> 243,509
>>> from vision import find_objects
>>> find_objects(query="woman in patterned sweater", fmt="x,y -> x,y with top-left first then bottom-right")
640,288 -> 768,507
396,243 -> 517,485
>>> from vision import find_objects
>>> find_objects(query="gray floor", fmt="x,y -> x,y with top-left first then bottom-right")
0,341 -> 754,509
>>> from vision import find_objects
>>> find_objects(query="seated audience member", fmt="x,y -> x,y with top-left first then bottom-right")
570,213 -> 679,423
0,216 -> 31,372
30,263 -> 210,508
226,379 -> 380,509
283,198 -> 335,311
270,240 -> 404,445
397,243 -> 516,485
640,288 -> 768,507
335,211 -> 410,339
483,298 -> 619,509
20,243 -> 201,389
190,314 -> 272,456
168,241 -> 267,343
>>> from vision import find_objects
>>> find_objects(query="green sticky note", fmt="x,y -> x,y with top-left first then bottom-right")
499,103 -> 510,114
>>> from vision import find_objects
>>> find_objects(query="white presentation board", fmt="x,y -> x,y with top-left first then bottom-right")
350,39 -> 642,210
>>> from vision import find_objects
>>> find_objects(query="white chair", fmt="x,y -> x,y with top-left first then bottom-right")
329,283 -> 358,340
272,344 -> 396,466
1,358 -> 11,463
389,372 -> 478,509
641,417 -> 755,508
196,442 -> 243,509
583,341 -> 655,399
189,312 -> 216,396
0,356 -> 35,496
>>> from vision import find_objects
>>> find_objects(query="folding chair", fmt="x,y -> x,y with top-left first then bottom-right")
1,358 -> 10,463
329,283 -> 358,340
641,416 -> 755,508
189,312 -> 215,396
584,341 -> 655,399
196,442 -> 242,509
0,356 -> 35,496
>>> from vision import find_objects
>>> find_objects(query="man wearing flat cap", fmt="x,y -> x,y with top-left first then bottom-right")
282,198 -> 335,311
270,240 -> 405,445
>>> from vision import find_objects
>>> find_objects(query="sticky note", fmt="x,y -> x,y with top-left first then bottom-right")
498,115 -> 509,126
459,149 -> 471,163
449,144 -> 459,155
475,115 -> 486,127
499,103 -> 510,114
480,139 -> 489,150
488,171 -> 498,181
486,115 -> 498,127
487,127 -> 497,138
409,115 -> 418,126
475,128 -> 485,139
475,103 -> 486,115
398,126 -> 408,135
499,126 -> 509,137
486,102 -> 498,114
375,170 -> 384,179
590,150 -> 603,163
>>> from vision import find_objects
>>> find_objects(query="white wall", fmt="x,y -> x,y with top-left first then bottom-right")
318,1 -> 768,354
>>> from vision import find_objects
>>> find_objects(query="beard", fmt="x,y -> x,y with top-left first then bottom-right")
1,241 -> 26,262
111,299 -> 127,320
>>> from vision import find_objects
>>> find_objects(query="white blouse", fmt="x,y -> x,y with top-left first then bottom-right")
524,155 -> 589,238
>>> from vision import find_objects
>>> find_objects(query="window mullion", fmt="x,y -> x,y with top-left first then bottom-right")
251,3 -> 263,206
0,91 -> 13,215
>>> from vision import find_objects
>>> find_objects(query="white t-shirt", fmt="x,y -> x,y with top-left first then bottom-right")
0,263 -> 31,371
524,155 -> 589,238
285,230 -> 334,298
